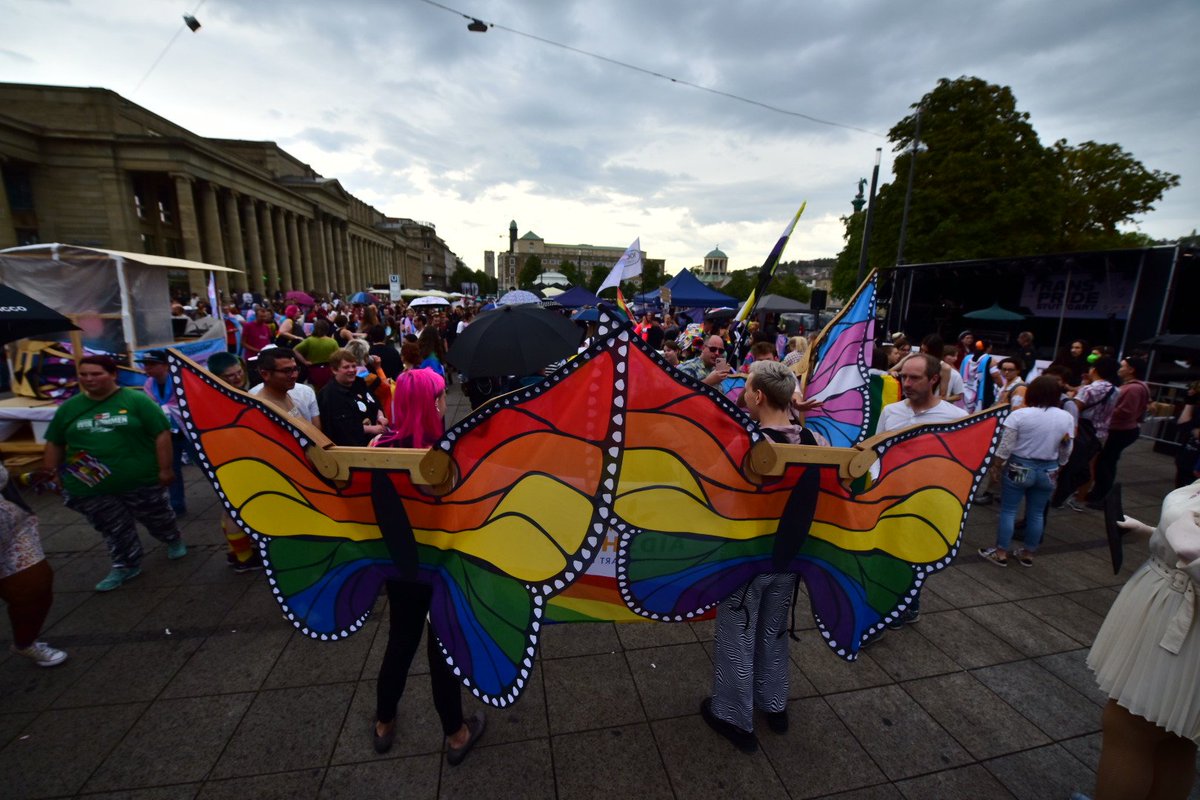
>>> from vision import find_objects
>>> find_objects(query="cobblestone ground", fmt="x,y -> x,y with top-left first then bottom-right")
2,382 -> 1197,798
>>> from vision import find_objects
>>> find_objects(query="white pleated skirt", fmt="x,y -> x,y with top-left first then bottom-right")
1087,558 -> 1200,741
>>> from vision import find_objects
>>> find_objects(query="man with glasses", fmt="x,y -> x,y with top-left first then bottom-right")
249,347 -> 322,429
676,335 -> 734,387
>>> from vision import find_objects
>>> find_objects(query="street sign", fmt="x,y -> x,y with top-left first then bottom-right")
389,274 -> 401,302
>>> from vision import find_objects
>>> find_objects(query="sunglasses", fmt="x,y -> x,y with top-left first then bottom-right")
705,346 -> 723,353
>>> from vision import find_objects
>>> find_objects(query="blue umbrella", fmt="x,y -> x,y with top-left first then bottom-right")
571,307 -> 600,322
349,291 -> 376,304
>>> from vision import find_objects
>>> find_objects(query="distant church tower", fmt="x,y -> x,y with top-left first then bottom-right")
509,220 -> 518,253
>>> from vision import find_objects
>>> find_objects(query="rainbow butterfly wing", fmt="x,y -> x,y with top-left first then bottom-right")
792,409 -> 1004,656
803,272 -> 877,448
171,345 -> 622,707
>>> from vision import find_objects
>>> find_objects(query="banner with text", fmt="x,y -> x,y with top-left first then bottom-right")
1020,273 -> 1134,320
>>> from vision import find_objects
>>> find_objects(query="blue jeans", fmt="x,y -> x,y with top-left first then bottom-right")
168,432 -> 194,514
996,457 -> 1058,552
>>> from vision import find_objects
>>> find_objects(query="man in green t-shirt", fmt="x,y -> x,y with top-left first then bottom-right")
42,355 -> 187,592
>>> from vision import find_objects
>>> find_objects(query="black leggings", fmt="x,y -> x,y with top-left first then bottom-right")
375,580 -> 463,736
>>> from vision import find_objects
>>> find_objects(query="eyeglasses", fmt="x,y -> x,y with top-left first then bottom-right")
1001,366 -> 1019,372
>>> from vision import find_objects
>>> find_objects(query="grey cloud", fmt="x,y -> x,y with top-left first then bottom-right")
291,127 -> 365,152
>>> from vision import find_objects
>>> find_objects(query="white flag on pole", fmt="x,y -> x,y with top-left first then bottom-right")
596,238 -> 642,295
207,271 -> 219,313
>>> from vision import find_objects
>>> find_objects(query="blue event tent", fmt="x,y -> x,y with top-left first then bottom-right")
633,269 -> 737,308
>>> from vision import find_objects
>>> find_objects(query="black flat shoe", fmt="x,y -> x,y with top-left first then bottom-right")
701,698 -> 757,753
373,720 -> 395,754
446,711 -> 486,766
765,709 -> 789,733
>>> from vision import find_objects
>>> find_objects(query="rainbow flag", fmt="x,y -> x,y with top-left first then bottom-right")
616,287 -> 633,321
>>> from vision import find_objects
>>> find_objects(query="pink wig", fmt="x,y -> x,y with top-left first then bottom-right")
389,367 -> 446,448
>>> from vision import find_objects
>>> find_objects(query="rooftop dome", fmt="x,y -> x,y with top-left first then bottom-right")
706,247 -> 728,259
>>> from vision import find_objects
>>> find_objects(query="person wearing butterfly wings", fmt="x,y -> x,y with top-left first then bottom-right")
702,360 -> 818,753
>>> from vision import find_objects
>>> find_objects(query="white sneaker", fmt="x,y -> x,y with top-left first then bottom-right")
13,641 -> 68,667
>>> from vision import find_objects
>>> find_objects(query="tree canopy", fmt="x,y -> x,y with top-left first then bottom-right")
517,255 -> 543,289
832,76 -> 1180,298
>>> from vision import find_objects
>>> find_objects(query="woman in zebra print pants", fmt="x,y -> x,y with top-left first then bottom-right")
703,361 -> 814,753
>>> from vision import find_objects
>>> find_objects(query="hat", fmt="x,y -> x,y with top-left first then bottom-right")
957,330 -> 973,342
285,304 -> 300,317
140,349 -> 169,365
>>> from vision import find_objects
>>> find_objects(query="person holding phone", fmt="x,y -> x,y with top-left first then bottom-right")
676,335 -> 734,387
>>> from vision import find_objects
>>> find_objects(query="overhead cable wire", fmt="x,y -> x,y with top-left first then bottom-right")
131,0 -> 209,96
414,0 -> 884,137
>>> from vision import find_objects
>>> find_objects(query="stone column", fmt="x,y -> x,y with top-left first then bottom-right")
0,164 -> 17,249
322,217 -> 337,293
339,226 -> 353,292
223,190 -> 247,294
260,203 -> 280,295
311,217 -> 328,293
286,212 -> 303,291
300,217 -> 316,293
273,207 -> 291,292
243,196 -> 265,296
171,174 -> 206,295
200,181 -> 229,298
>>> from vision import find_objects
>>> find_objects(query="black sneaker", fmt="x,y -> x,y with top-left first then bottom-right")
765,709 -> 788,733
232,553 -> 264,573
701,698 -> 757,753
886,606 -> 919,630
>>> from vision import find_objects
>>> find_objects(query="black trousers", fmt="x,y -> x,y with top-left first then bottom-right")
375,579 -> 464,736
1089,427 -> 1140,503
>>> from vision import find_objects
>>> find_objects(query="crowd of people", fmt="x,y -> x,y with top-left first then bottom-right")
1,290 -> 1197,792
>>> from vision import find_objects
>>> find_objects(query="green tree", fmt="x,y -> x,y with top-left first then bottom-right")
517,255 -> 543,289
639,258 -> 665,293
720,269 -> 758,301
833,76 -> 1180,296
559,259 -> 583,286
449,263 -> 475,292
586,266 -> 607,295
472,268 -> 497,295
1053,139 -> 1180,249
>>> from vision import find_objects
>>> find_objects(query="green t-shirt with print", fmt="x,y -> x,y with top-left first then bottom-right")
294,336 -> 341,365
44,388 -> 170,497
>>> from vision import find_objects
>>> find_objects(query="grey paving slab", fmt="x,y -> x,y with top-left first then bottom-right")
543,652 -> 644,734
210,684 -> 355,778
1035,649 -> 1110,708
198,768 -> 324,800
791,632 -> 893,695
552,724 -> 674,800
539,620 -> 622,659
464,665 -> 548,746
0,710 -> 36,749
0,642 -> 109,713
160,627 -> 291,698
1062,586 -> 1121,618
759,697 -> 887,799
826,684 -> 973,781
856,624 -> 961,682
46,585 -> 174,638
903,672 -> 1050,760
983,743 -> 1097,800
321,756 -> 438,799
1020,594 -> 1107,646
955,561 -> 1055,602
815,786 -> 903,799
651,714 -> 790,799
615,619 -> 697,649
0,701 -> 145,798
626,642 -> 713,719
134,581 -> 250,633
262,627 -> 374,688
912,610 -> 1023,670
961,602 -> 1084,656
1059,732 -> 1102,772
330,679 -> 443,764
437,738 -> 555,800
53,637 -> 201,708
80,785 -> 200,800
84,693 -> 254,791
972,661 -> 1101,740
895,764 -> 1016,799
913,565 -> 1004,608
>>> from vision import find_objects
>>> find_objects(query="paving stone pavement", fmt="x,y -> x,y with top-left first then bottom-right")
2,382 -> 1198,799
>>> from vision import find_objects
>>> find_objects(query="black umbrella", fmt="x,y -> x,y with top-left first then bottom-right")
446,305 -> 583,377
1140,333 -> 1200,354
0,284 -> 80,345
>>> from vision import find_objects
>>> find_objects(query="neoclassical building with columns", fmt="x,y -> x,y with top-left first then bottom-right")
0,82 -> 457,298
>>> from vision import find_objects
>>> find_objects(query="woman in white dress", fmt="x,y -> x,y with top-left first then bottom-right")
1081,479 -> 1200,799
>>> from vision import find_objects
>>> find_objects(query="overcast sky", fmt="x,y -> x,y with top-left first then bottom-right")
3,0 -> 1197,275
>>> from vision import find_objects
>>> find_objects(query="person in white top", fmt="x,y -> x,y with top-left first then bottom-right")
878,353 -> 967,432
866,353 -> 966,639
248,347 -> 322,429
978,376 -> 1075,568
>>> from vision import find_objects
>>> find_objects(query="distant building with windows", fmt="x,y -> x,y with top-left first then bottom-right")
0,82 -> 460,296
694,246 -> 729,285
486,221 -> 649,292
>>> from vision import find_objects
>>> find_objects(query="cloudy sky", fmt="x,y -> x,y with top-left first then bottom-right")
3,0 -> 1197,275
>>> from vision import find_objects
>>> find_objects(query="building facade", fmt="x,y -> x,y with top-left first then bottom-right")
0,83 -> 458,298
487,222 -> 647,292
695,246 -> 729,285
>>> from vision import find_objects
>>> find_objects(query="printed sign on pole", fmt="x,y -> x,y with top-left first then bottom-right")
389,274 -> 401,302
